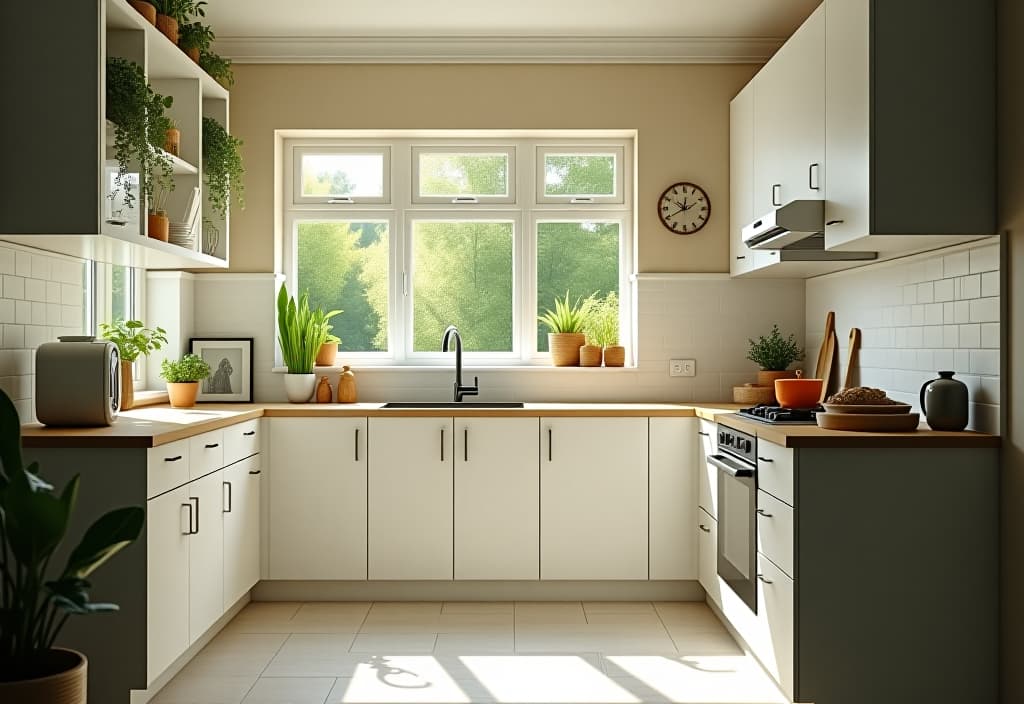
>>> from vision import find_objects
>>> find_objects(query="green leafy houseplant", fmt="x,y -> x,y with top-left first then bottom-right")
0,389 -> 145,682
277,284 -> 339,374
98,319 -> 168,363
202,117 -> 245,219
747,324 -> 805,371
151,0 -> 203,23
538,292 -> 586,334
178,21 -> 215,53
198,49 -> 235,88
160,354 -> 212,383
105,57 -> 175,207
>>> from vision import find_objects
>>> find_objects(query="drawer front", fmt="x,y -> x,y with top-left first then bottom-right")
756,439 -> 794,506
147,439 -> 190,499
755,554 -> 795,700
757,490 -> 794,578
189,430 -> 225,480
224,419 -> 260,466
698,421 -> 718,518
697,508 -> 720,608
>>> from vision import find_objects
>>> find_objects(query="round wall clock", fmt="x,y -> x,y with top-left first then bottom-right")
658,182 -> 710,235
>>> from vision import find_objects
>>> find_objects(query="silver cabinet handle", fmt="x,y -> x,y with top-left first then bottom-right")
181,502 -> 194,535
772,184 -> 782,207
757,456 -> 773,463
440,428 -> 445,462
756,508 -> 773,518
223,481 -> 232,513
698,524 -> 711,533
809,163 -> 821,190
548,428 -> 553,462
243,430 -> 256,437
189,496 -> 200,534
205,443 -> 219,449
164,455 -> 183,462
464,427 -> 469,462
757,574 -> 773,585
354,427 -> 360,462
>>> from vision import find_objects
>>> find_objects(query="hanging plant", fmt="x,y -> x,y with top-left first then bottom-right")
105,57 -> 175,208
202,117 -> 245,219
179,21 -> 215,61
198,49 -> 234,88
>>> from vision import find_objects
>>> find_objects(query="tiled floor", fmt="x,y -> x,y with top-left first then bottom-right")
151,601 -> 788,704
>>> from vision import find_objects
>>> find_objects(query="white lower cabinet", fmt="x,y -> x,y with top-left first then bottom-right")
146,485 -> 190,685
650,417 -> 698,580
696,507 -> 720,608
223,456 -> 261,608
188,470 -> 224,644
755,554 -> 795,700
369,417 -> 454,580
697,420 -> 718,518
454,418 -> 539,580
268,418 -> 368,579
540,417 -> 648,580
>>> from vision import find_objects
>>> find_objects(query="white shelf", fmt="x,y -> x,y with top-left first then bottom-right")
0,232 -> 227,270
105,122 -> 199,175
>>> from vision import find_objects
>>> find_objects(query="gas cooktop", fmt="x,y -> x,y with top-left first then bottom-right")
736,404 -> 823,425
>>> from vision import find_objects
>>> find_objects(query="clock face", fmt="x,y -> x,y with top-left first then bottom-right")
658,182 -> 710,235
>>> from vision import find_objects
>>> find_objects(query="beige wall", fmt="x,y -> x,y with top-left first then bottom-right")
226,63 -> 757,273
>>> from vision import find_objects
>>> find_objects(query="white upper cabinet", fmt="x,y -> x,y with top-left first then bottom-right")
823,0 -> 996,253
730,82 -> 758,277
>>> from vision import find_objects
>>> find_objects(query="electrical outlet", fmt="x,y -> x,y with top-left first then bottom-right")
670,359 -> 696,377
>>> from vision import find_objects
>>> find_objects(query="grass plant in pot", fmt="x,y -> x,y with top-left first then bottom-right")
747,324 -> 805,402
583,291 -> 623,367
539,292 -> 587,367
161,354 -> 211,408
98,319 -> 168,411
0,390 -> 145,704
278,285 -> 339,402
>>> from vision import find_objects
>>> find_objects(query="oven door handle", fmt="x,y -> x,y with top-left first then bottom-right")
708,453 -> 755,478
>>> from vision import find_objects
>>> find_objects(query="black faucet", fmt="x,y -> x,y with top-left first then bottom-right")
441,325 -> 479,402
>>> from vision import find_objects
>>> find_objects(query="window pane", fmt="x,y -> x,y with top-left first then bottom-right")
543,154 -> 616,197
297,221 -> 389,352
412,221 -> 513,352
300,154 -> 384,198
418,153 -> 509,197
111,265 -> 131,322
536,222 -> 620,351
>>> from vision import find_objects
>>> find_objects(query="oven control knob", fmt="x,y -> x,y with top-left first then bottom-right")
742,439 -> 752,452
719,431 -> 727,444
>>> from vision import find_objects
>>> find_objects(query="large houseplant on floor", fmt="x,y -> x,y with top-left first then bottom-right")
0,390 -> 145,703
278,284 -> 339,402
98,319 -> 168,410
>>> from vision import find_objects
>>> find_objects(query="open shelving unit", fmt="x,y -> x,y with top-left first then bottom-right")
0,0 -> 231,269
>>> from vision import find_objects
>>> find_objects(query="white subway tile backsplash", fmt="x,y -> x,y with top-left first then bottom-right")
934,278 -> 955,302
970,297 -> 999,323
970,349 -> 999,376
14,300 -> 30,325
14,252 -> 30,278
911,305 -> 925,325
954,300 -> 971,324
903,284 -> 918,304
970,244 -> 1000,274
924,303 -> 943,326
30,256 -> 51,281
0,249 -> 13,276
922,326 -> 942,348
981,323 -> 1000,349
60,284 -> 80,306
943,325 -> 959,348
45,281 -> 60,304
907,326 -> 924,348
944,251 -> 970,277
917,282 -> 934,303
24,325 -> 52,350
2,325 -> 24,349
955,349 -> 971,374
0,300 -> 12,324
981,271 -> 999,297
934,349 -> 955,370
30,302 -> 45,326
959,324 -> 981,348
3,276 -> 24,300
925,257 -> 944,282
959,274 -> 981,299
24,278 -> 46,302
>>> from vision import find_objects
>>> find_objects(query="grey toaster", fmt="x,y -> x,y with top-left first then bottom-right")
36,336 -> 120,426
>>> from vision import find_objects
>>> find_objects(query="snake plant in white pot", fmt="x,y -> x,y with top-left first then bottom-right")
277,284 -> 339,403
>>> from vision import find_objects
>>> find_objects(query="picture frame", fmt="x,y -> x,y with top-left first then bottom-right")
190,338 -> 254,403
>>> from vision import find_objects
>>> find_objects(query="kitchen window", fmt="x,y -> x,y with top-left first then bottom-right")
284,134 -> 633,365
89,262 -> 146,381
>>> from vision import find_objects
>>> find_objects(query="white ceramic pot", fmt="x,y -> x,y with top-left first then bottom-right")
283,373 -> 316,403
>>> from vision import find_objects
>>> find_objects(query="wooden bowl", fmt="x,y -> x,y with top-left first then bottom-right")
823,403 -> 912,415
733,384 -> 775,405
816,412 -> 921,432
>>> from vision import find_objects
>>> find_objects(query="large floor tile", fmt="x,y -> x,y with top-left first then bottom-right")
515,630 -> 679,655
325,663 -> 496,703
653,602 -> 725,630
583,601 -> 656,615
241,677 -> 336,704
513,601 -> 587,625
151,674 -> 258,704
349,633 -> 438,653
602,654 -> 789,703
186,634 -> 290,676
433,632 -> 515,654
264,634 -> 359,677
456,654 -> 639,703
441,601 -> 513,615
235,603 -> 304,622
666,629 -> 746,657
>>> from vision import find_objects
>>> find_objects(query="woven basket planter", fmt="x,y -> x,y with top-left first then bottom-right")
603,345 -> 626,367
579,344 -> 602,367
548,333 -> 585,366
0,649 -> 87,704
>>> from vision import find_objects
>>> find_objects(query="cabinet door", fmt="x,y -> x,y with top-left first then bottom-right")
268,418 -> 367,580
755,554 -> 795,700
540,417 -> 648,580
649,418 -> 697,580
146,485 -> 190,685
730,82 -> 756,276
188,469 -> 224,644
368,417 -> 454,580
454,418 -> 539,580
223,455 -> 261,609
697,420 -> 718,518
697,508 -> 720,609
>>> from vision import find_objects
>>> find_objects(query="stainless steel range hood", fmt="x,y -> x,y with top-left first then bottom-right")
742,200 -> 876,261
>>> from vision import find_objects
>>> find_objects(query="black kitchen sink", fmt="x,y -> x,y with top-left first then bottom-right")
381,401 -> 525,409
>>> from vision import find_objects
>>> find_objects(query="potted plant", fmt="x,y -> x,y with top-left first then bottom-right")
278,285 -> 338,402
162,117 -> 180,157
106,57 -> 175,211
98,319 -> 168,410
128,0 -> 157,25
747,324 -> 805,396
0,390 -> 145,703
583,291 -> 624,367
577,293 -> 603,367
202,117 -> 245,220
539,292 -> 587,367
178,21 -> 215,64
160,354 -> 212,408
151,0 -> 203,44
198,49 -> 235,88
148,185 -> 170,242
316,333 -> 341,367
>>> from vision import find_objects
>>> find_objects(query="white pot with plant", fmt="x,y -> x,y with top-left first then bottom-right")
582,291 -> 623,367
278,284 -> 340,403
98,320 -> 168,410
747,324 -> 806,400
539,292 -> 587,367
160,354 -> 211,408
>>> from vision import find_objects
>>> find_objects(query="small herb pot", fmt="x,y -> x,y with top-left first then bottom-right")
579,344 -> 602,367
548,333 -> 585,366
147,211 -> 169,242
163,127 -> 180,156
166,382 -> 199,408
603,345 -> 626,367
128,0 -> 157,25
315,342 -> 338,367
155,14 -> 179,44
284,373 -> 316,403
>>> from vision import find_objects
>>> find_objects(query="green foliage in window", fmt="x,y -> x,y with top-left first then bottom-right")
98,319 -> 168,363
747,324 -> 806,371
545,154 -> 615,195
420,154 -> 508,197
160,354 -> 212,383
538,292 -> 587,334
202,117 -> 245,219
581,291 -> 619,347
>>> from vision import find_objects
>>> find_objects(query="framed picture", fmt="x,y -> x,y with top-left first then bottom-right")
190,338 -> 254,403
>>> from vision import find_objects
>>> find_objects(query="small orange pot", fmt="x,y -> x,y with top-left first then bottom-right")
148,212 -> 169,242
774,370 -> 823,409
167,382 -> 200,408
163,127 -> 180,156
155,14 -> 179,44
129,0 -> 157,25
579,344 -> 602,367
315,342 -> 338,367
185,46 -> 200,63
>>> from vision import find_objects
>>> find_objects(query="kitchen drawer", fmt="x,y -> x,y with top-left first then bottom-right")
147,439 -> 190,499
224,419 -> 260,466
189,429 -> 225,480
757,490 -> 794,578
698,421 -> 718,518
755,554 -> 795,700
697,508 -> 720,608
756,439 -> 794,506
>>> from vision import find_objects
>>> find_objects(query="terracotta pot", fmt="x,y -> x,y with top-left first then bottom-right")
167,381 -> 199,408
548,333 -> 585,367
155,14 -> 179,44
128,0 -> 157,25
315,342 -> 338,367
185,46 -> 200,63
603,345 -> 626,367
579,344 -> 602,367
163,127 -> 180,156
757,369 -> 796,389
0,648 -> 87,704
775,371 -> 823,409
120,360 -> 135,410
148,212 -> 169,242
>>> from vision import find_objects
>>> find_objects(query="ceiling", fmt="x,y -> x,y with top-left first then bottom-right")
206,0 -> 821,62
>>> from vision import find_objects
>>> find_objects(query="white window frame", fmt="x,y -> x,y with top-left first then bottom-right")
535,146 -> 626,204
411,146 -> 516,205
292,146 -> 392,205
90,262 -> 147,383
282,133 -> 634,366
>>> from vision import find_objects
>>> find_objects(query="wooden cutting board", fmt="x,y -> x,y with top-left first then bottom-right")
814,312 -> 835,380
815,312 -> 838,403
843,328 -> 862,391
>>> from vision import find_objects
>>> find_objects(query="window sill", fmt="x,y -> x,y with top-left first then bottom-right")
130,390 -> 170,407
272,365 -> 639,373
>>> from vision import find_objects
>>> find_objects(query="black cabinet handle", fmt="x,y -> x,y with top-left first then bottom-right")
164,455 -> 183,462
355,427 -> 360,462
248,469 -> 261,475
223,481 -> 232,513
757,456 -> 774,463
809,163 -> 820,190
698,524 -> 711,533
205,443 -> 220,449
464,428 -> 469,462
548,429 -> 553,462
735,256 -> 746,260
698,431 -> 709,437
772,184 -> 782,207
440,428 -> 445,462
189,496 -> 199,534
243,430 -> 256,437
181,502 -> 194,535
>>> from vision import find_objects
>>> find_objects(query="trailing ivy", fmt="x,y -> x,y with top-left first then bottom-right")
198,48 -> 234,87
202,117 -> 245,219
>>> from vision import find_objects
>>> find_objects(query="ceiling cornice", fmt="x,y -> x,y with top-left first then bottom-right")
213,35 -> 782,64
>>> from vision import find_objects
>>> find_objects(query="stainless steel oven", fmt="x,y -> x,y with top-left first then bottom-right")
710,422 -> 758,613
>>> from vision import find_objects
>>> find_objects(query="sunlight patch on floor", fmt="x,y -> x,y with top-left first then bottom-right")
605,655 -> 789,704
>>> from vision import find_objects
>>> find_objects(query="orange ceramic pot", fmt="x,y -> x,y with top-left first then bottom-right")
774,370 -> 823,409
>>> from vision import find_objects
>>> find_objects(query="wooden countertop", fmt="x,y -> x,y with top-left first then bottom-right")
20,402 -> 998,449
